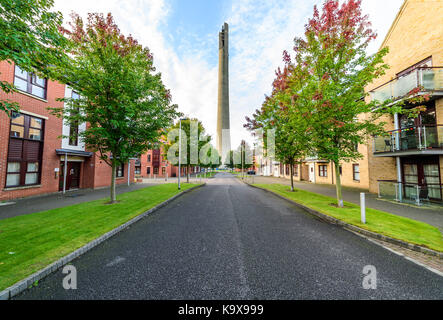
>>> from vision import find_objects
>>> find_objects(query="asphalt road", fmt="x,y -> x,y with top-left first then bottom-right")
16,173 -> 443,300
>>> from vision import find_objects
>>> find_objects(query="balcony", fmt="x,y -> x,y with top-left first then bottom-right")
373,125 -> 443,156
370,67 -> 443,103
378,180 -> 443,206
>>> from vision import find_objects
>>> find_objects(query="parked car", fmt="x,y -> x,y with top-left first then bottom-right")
247,170 -> 256,175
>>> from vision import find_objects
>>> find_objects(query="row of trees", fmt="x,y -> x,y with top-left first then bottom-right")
163,119 -> 220,183
224,141 -> 254,172
245,0 -> 421,207
1,1 -> 180,203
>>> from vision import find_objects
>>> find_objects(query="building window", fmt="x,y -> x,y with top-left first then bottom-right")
14,65 -> 47,99
135,166 -> 141,175
68,91 -> 80,146
353,164 -> 360,181
6,112 -> 44,187
319,165 -> 328,177
285,165 -> 290,175
116,163 -> 124,178
147,167 -> 151,175
293,165 -> 298,177
162,167 -> 166,175
153,167 -> 159,175
339,166 -> 343,175
147,154 -> 151,162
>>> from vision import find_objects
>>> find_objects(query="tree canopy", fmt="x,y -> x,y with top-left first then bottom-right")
163,118 -> 215,182
0,0 -> 67,114
51,13 -> 179,203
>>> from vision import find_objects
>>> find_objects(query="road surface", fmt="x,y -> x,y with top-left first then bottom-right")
16,173 -> 443,299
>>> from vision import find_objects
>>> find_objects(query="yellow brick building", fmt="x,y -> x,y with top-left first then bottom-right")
366,0 -> 443,204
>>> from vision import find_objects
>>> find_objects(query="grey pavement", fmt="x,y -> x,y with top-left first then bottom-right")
248,175 -> 443,232
15,173 -> 443,300
0,183 -> 155,221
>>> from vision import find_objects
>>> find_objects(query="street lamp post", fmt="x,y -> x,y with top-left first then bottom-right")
178,119 -> 182,190
178,118 -> 188,190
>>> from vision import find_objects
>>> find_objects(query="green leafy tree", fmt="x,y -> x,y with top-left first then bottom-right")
203,146 -> 220,171
50,13 -> 179,204
0,0 -> 67,114
224,150 -> 235,171
234,140 -> 253,172
290,0 -> 395,207
163,118 -> 211,183
245,62 -> 311,191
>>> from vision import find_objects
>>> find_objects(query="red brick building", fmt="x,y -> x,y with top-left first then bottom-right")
0,61 -> 135,201
135,147 -> 202,179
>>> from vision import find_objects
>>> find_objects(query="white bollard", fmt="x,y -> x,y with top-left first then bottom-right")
360,193 -> 366,224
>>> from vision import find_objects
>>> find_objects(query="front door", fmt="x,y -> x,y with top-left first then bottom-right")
309,163 -> 316,183
402,157 -> 441,201
59,162 -> 81,191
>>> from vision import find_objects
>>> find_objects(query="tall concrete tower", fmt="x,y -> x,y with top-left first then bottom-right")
217,22 -> 231,162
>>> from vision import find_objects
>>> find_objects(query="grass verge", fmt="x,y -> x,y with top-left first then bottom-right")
0,183 -> 199,291
202,172 -> 218,178
254,184 -> 443,252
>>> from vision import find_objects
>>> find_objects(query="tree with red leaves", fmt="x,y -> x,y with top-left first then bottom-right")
245,56 -> 311,191
291,0 -> 393,207
51,13 -> 179,203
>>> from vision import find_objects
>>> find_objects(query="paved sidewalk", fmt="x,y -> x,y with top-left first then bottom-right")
247,176 -> 443,232
0,183 -> 155,221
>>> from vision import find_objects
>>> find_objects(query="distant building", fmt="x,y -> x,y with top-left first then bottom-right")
135,147 -> 202,179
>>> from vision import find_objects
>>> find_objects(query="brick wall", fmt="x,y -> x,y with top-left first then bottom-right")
91,155 -> 135,189
369,0 -> 443,90
138,148 -> 181,178
0,61 -> 65,201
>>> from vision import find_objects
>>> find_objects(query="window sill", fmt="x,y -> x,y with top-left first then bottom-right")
116,177 -> 125,180
3,184 -> 42,191
16,90 -> 48,103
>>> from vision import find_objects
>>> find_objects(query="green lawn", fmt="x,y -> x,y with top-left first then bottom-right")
205,172 -> 217,178
254,184 -> 443,252
0,183 -> 199,291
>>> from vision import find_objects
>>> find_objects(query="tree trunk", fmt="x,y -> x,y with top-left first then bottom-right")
110,162 -> 117,204
290,163 -> 294,192
187,164 -> 190,183
334,161 -> 344,208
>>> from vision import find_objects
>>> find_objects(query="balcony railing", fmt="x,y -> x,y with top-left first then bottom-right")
370,67 -> 443,103
378,180 -> 443,206
373,124 -> 443,154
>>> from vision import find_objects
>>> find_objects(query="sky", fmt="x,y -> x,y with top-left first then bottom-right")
53,0 -> 404,148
